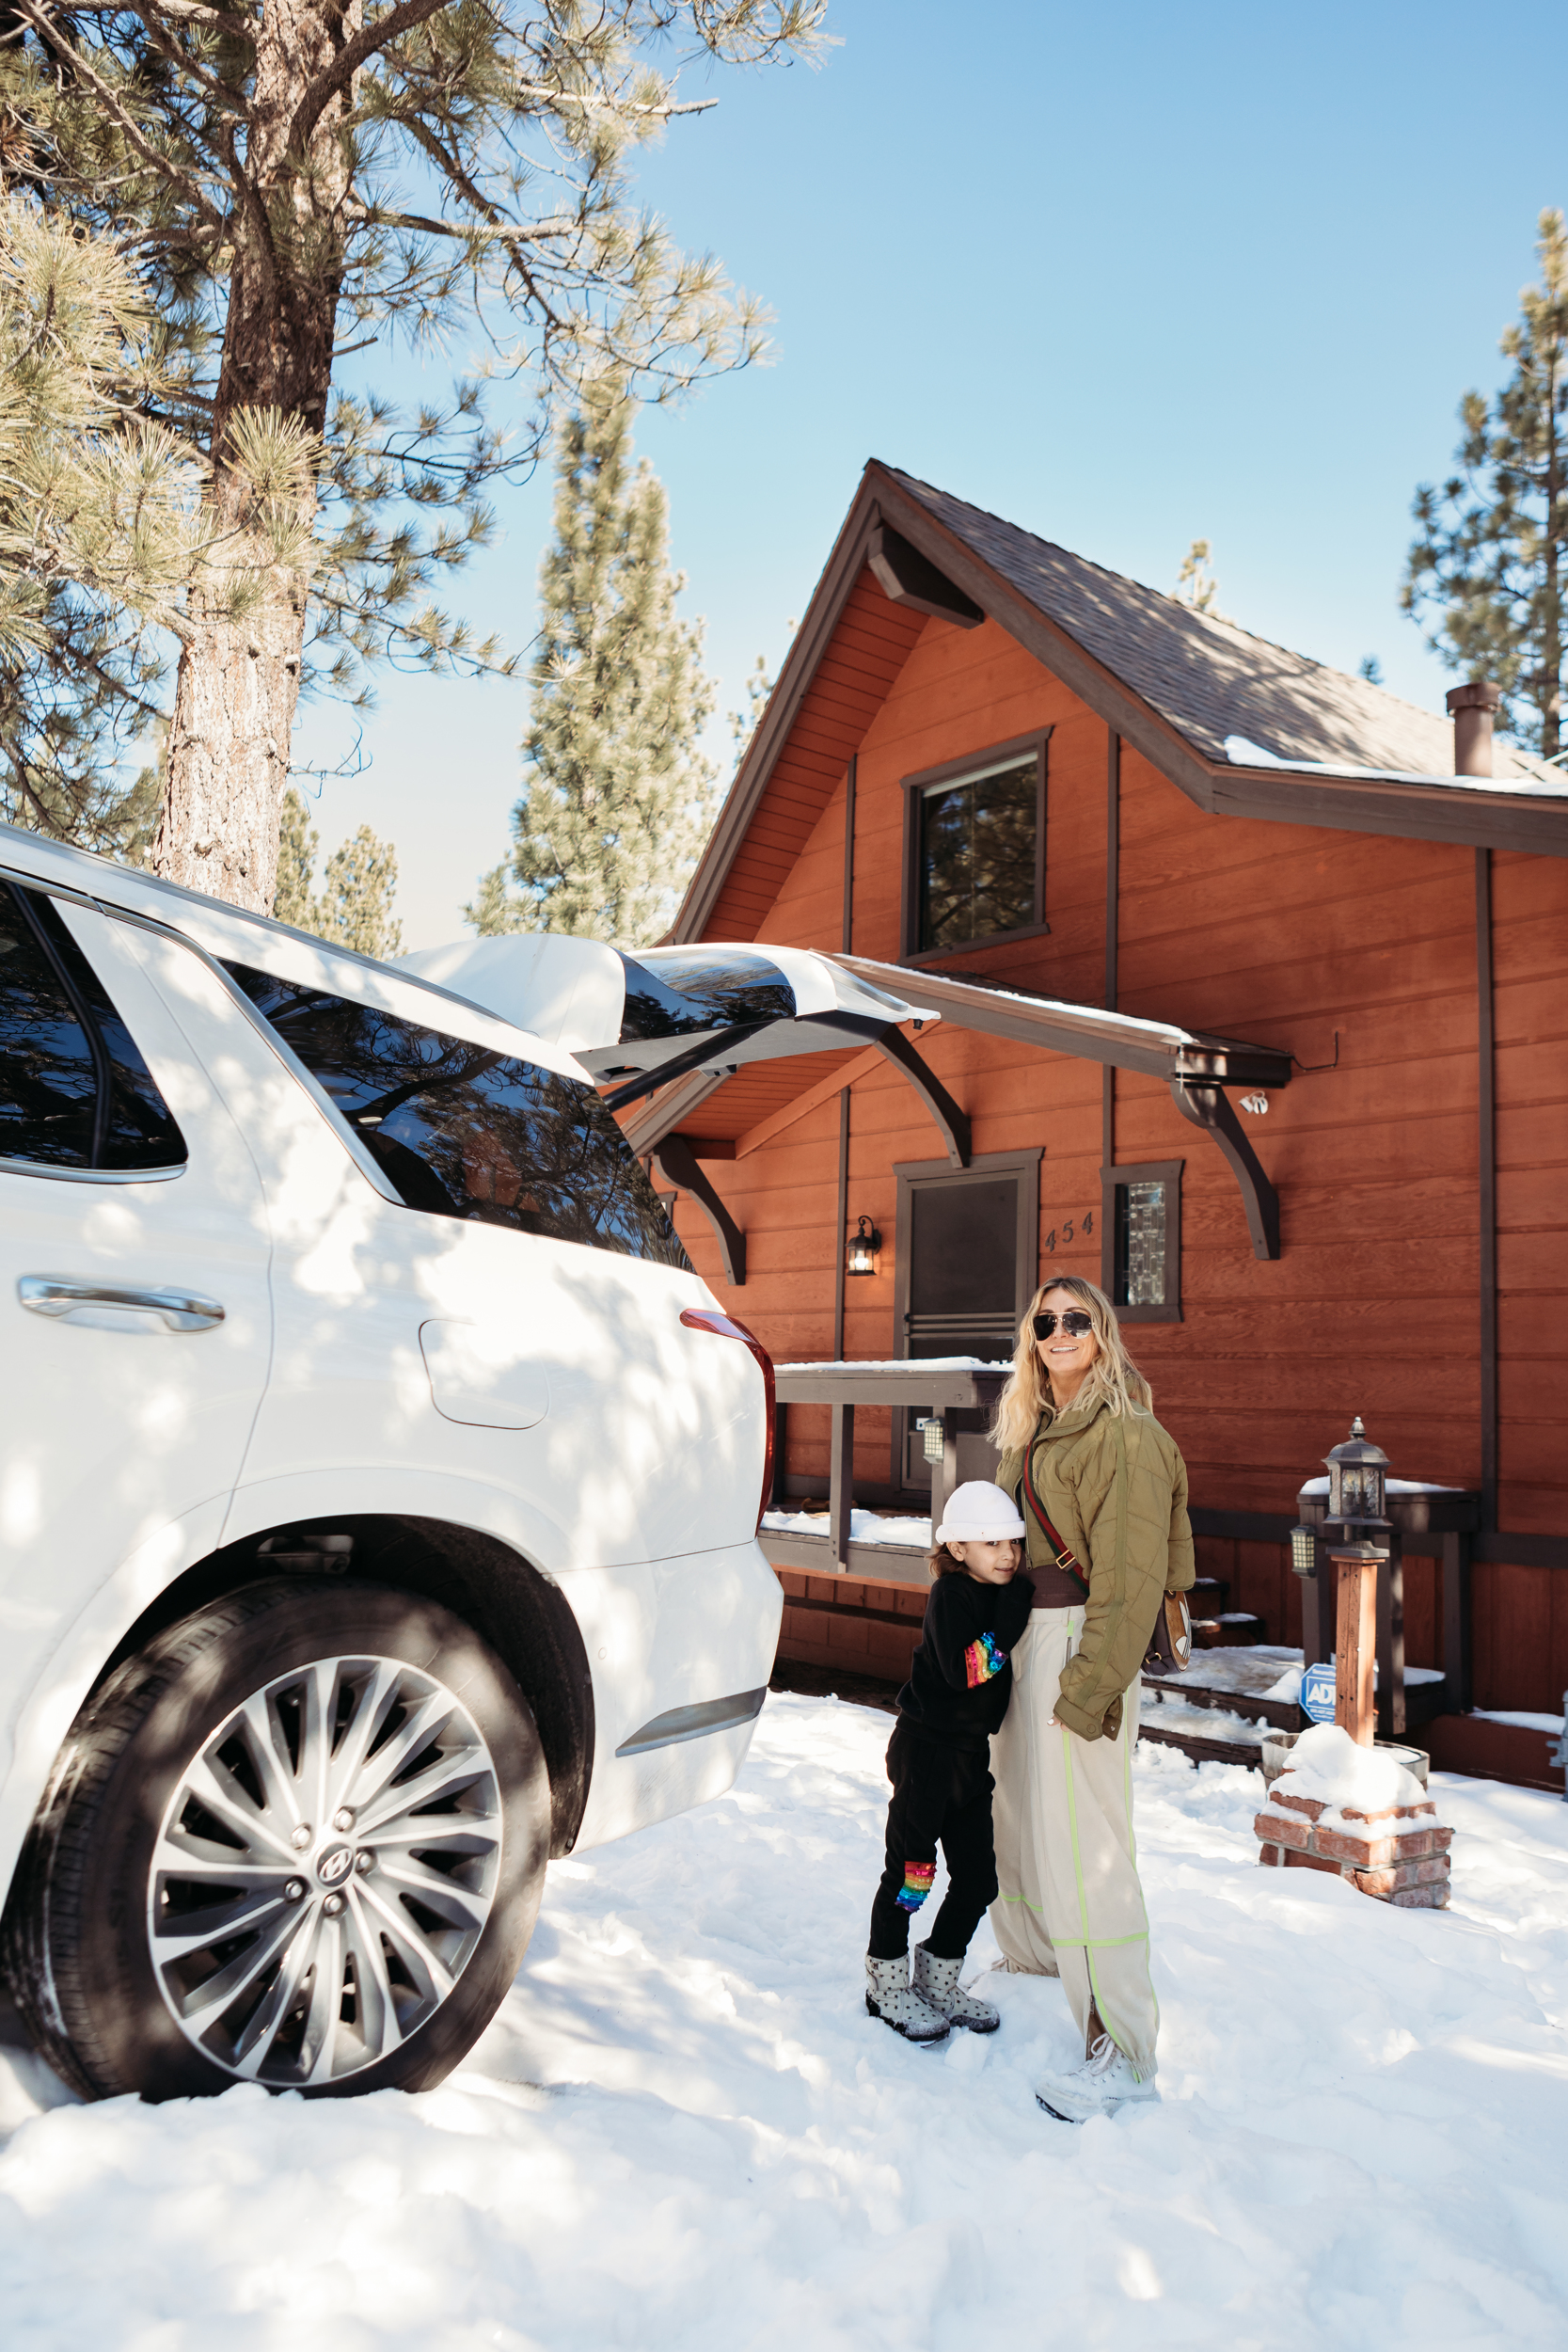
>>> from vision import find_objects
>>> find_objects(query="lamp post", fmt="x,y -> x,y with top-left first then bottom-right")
1320,1418 -> 1393,1748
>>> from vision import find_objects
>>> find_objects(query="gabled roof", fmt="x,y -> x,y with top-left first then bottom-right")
889,469 -> 1540,782
673,463 -> 1567,945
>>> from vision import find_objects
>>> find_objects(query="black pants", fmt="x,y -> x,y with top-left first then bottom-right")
867,1719 -> 998,1962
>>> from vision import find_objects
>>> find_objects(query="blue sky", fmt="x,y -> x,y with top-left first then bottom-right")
291,0 -> 1568,947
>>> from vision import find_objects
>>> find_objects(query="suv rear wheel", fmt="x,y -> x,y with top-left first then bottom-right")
3,1579 -> 549,2101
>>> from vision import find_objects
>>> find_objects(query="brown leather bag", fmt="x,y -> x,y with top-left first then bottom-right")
1144,1590 -> 1193,1673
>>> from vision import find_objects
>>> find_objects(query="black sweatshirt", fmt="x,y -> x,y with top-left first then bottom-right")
896,1570 -> 1036,1743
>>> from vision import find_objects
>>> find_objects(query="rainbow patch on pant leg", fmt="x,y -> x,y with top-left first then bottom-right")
896,1863 -> 936,1912
965,1631 -> 1007,1688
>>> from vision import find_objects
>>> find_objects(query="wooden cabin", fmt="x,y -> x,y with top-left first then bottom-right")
627,462 -> 1568,1781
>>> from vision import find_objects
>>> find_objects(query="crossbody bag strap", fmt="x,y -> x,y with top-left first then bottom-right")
1021,1440 -> 1090,1597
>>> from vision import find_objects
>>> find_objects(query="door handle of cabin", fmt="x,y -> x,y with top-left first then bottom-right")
17,1275 -> 226,1333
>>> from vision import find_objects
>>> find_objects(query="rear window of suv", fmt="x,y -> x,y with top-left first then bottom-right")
226,962 -> 689,1269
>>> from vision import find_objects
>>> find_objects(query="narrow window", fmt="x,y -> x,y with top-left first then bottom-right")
226,962 -> 689,1268
901,733 -> 1049,960
1101,1160 -> 1182,1324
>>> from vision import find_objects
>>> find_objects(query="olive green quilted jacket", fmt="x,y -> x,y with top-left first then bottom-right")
996,1396 -> 1195,1742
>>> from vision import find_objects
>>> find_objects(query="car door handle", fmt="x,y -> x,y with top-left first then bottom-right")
17,1276 -> 227,1333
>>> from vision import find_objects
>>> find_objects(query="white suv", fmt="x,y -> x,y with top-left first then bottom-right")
0,822 -> 918,2102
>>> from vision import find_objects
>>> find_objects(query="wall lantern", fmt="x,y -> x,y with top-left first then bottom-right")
1290,1521 -> 1319,1581
846,1216 -> 881,1277
1323,1414 -> 1390,1530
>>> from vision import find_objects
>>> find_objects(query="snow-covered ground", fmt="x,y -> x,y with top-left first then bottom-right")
2,1692 -> 1565,2349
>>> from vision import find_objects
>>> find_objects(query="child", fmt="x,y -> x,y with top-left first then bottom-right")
864,1482 -> 1035,2043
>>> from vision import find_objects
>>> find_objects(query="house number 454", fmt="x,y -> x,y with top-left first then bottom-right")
1043,1210 -> 1094,1255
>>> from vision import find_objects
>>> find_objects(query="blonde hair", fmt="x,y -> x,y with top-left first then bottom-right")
990,1274 -> 1152,1454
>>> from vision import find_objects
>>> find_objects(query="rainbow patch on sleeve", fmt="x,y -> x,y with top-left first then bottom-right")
965,1631 -> 1007,1688
895,1862 -> 936,1912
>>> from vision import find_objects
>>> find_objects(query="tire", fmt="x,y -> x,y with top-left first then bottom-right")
1,1578 -> 550,2103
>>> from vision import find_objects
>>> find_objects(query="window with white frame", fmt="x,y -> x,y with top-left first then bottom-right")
901,732 -> 1048,959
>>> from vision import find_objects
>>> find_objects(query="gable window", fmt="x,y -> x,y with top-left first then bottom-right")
1101,1159 -> 1182,1324
900,730 -> 1049,961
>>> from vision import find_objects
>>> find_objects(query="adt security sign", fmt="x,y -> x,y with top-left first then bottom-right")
1300,1661 -> 1337,1724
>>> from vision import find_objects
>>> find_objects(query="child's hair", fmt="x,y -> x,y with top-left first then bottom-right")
927,1534 -> 1022,1581
991,1273 -> 1152,1454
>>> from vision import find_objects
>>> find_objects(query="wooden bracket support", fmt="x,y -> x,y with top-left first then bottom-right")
876,1026 -> 971,1168
1168,1077 -> 1279,1260
650,1132 -> 747,1286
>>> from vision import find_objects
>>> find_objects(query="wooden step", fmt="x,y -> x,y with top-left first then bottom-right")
1193,1613 -> 1266,1649
1144,1646 -> 1303,1730
1138,1707 -> 1264,1770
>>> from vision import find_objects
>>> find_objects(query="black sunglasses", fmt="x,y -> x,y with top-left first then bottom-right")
1034,1310 -> 1094,1340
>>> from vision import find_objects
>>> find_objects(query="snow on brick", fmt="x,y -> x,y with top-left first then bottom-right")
1253,1723 -> 1451,1908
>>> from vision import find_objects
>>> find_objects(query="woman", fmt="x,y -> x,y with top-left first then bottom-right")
989,1273 -> 1194,2122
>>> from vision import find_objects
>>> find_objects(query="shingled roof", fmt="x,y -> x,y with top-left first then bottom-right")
671,462 -> 1567,945
888,469 -> 1541,784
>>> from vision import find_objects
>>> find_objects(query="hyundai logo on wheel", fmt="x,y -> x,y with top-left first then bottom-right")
316,1843 -> 356,1886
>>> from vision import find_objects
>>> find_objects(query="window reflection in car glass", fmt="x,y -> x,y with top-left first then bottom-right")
0,882 -> 98,1166
619,948 -> 795,1041
225,963 -> 689,1268
0,883 -> 187,1170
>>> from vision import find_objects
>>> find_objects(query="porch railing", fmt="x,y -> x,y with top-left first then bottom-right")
761,1359 -> 1011,1588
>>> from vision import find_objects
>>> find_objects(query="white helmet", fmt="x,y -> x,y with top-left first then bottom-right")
933,1480 -> 1026,1546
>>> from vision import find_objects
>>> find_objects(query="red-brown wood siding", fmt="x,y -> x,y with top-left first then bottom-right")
662,575 -> 1568,1710
700,575 -> 927,943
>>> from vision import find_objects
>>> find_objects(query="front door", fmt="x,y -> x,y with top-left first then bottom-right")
894,1151 -> 1039,1492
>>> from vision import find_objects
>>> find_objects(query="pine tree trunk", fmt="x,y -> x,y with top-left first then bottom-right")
152,0 -> 359,914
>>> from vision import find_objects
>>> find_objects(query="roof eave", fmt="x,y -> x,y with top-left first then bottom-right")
835,955 -> 1292,1089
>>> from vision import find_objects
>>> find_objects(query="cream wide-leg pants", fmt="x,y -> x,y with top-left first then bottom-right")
990,1608 -> 1159,2080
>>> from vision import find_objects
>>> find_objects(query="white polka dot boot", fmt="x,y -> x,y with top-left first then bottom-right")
864,1954 -> 950,2044
912,1944 -> 1001,2033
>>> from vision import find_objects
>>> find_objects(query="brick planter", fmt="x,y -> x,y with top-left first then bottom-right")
1254,1787 -> 1452,1908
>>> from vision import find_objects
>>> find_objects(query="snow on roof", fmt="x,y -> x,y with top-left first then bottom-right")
1223,734 -> 1568,800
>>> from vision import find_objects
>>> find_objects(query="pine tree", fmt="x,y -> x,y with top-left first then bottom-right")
274,790 -> 322,931
470,380 -> 716,945
726,620 -> 794,755
275,785 -> 402,957
0,2 -> 826,913
1404,208 -> 1568,758
1174,538 -> 1223,616
319,827 -> 403,958
0,199 -> 206,854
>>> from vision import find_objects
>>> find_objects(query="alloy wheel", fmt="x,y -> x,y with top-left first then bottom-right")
147,1653 -> 502,2086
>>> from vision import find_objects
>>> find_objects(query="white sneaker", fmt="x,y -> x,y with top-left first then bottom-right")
1036,2033 -> 1157,2122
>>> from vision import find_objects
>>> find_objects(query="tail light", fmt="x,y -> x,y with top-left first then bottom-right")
680,1307 -> 776,1530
